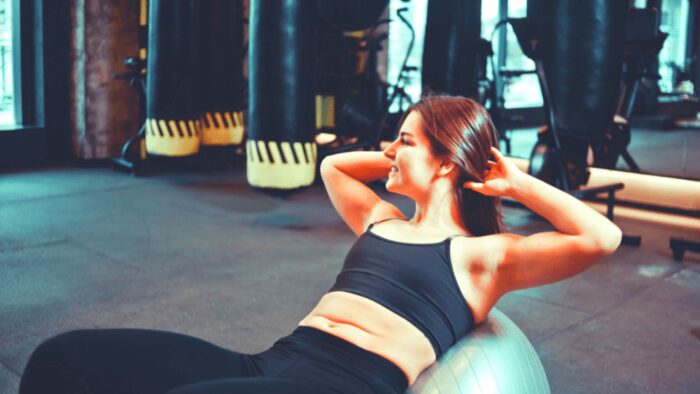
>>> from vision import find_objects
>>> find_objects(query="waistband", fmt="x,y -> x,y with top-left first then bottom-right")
289,326 -> 409,391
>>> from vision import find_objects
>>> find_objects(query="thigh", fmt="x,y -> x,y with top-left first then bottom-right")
275,354 -> 390,394
167,377 -> 332,394
20,328 -> 257,394
253,327 -> 407,394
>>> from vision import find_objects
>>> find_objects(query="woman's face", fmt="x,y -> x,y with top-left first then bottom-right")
383,111 -> 444,198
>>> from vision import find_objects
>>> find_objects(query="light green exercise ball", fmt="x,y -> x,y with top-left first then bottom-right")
407,308 -> 550,394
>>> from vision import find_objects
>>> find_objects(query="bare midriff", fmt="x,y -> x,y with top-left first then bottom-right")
297,291 -> 436,385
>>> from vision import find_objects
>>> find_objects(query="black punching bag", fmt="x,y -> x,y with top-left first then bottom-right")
422,0 -> 482,98
198,0 -> 245,147
541,0 -> 628,166
145,0 -> 201,157
248,0 -> 316,191
316,0 -> 388,31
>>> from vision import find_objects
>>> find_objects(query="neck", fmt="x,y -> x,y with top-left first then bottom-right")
410,179 -> 466,232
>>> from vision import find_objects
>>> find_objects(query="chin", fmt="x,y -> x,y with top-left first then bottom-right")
385,179 -> 399,194
385,181 -> 413,199
385,180 -> 395,192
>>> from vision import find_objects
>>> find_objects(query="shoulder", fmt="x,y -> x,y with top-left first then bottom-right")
448,234 -> 516,321
363,201 -> 408,232
450,233 -> 520,288
451,232 -> 514,263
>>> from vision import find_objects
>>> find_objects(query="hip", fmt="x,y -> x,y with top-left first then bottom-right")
298,291 -> 437,385
254,325 -> 409,394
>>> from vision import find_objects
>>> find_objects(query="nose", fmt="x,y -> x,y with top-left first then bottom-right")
383,139 -> 397,159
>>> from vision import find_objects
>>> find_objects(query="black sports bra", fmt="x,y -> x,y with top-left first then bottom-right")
327,218 -> 475,358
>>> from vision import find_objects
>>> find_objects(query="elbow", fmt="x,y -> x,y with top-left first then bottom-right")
319,157 -> 336,177
320,157 -> 333,172
596,226 -> 623,255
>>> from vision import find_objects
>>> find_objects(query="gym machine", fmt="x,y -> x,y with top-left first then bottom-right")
500,15 -> 641,247
315,5 -> 418,160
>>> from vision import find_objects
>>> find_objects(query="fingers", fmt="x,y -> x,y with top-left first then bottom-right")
487,160 -> 497,167
463,181 -> 485,193
490,146 -> 504,161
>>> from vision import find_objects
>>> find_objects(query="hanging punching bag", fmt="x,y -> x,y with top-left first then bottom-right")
198,0 -> 245,148
145,0 -> 201,157
422,0 -> 482,98
248,0 -> 317,191
540,0 -> 628,173
316,0 -> 389,31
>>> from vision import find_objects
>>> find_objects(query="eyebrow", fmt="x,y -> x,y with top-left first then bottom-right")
399,132 -> 414,138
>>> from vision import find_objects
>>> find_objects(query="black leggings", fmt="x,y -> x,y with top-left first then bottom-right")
19,326 -> 409,394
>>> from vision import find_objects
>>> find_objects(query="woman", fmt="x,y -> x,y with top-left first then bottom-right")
19,95 -> 622,394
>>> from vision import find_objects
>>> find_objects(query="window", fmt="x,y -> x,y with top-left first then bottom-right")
386,0 -> 544,113
482,0 -> 543,109
658,0 -> 690,93
387,0 -> 428,113
0,0 -> 16,127
0,0 -> 63,168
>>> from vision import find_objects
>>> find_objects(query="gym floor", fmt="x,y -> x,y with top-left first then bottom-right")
1,147 -> 699,393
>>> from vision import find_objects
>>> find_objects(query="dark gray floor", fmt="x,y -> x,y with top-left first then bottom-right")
1,164 -> 699,394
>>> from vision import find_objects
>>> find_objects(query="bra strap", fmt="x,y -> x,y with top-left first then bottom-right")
367,217 -> 403,231
447,233 -> 471,241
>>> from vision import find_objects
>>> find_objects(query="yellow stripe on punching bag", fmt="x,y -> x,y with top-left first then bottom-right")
323,95 -> 335,128
247,139 -> 317,188
200,110 -> 246,146
145,117 -> 200,156
139,0 -> 148,60
315,95 -> 336,130
315,95 -> 323,130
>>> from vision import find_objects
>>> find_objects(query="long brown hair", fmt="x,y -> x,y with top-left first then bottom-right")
402,94 -> 506,236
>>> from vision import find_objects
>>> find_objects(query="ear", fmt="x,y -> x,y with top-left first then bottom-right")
438,160 -> 457,177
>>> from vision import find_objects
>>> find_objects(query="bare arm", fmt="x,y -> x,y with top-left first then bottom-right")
487,173 -> 623,292
321,151 -> 393,184
464,147 -> 622,292
320,151 -> 406,236
508,172 -> 622,250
